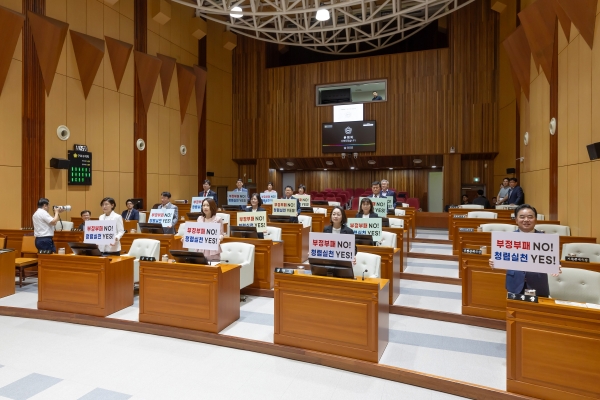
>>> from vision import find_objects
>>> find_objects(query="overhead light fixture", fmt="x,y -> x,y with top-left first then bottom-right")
326,161 -> 334,165
230,6 -> 242,18
324,168 -> 327,171
389,168 -> 393,170
432,165 -> 437,168
315,7 -> 330,21
367,160 -> 376,165
413,159 -> 422,164
286,161 -> 294,166
350,166 -> 355,170
279,168 -> 283,171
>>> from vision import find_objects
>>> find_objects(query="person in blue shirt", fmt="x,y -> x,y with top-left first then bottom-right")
282,185 -> 301,223
234,178 -> 248,193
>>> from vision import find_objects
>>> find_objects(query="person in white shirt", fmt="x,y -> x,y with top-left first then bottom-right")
264,182 -> 276,193
32,198 -> 65,252
98,197 -> 125,256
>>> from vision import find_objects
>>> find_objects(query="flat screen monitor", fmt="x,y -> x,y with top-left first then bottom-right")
186,212 -> 202,220
322,120 -> 376,153
268,215 -> 293,223
311,200 -> 328,205
300,207 -> 314,213
68,242 -> 102,256
139,223 -> 165,234
308,258 -> 354,279
169,250 -> 209,265
129,198 -> 144,210
222,205 -> 244,211
230,226 -> 259,239
355,234 -> 375,246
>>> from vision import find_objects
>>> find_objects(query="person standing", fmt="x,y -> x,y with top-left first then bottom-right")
196,198 -> 224,262
496,178 -> 510,205
282,185 -> 301,223
32,198 -> 65,252
472,190 -> 491,209
355,198 -> 378,218
234,179 -> 248,193
245,193 -> 266,239
507,178 -> 524,205
78,210 -> 92,230
121,200 -> 140,221
264,182 -> 276,193
380,179 -> 396,208
368,181 -> 387,200
199,179 -> 218,205
98,197 -> 125,256
157,191 -> 179,234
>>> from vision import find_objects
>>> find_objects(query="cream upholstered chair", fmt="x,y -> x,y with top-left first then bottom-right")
458,204 -> 484,209
480,223 -> 516,232
536,214 -> 545,220
388,218 -> 404,228
54,221 -> 74,231
298,215 -> 312,231
467,211 -> 497,219
549,268 -> 600,304
379,231 -> 397,248
264,226 -> 282,241
220,242 -> 255,290
354,252 -> 381,278
125,239 -> 160,283
312,207 -> 327,215
138,212 -> 147,223
216,212 -> 231,236
536,224 -> 570,236
176,223 -> 187,237
561,243 -> 600,262
394,209 -> 406,216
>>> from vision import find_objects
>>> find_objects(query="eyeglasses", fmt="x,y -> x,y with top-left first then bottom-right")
517,215 -> 535,220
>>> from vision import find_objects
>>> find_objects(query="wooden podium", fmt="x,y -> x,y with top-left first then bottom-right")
37,254 -> 134,317
139,261 -> 240,333
267,222 -> 309,263
221,237 -> 284,289
357,244 -> 401,305
507,298 -> 600,400
0,249 -> 16,299
274,271 -> 389,362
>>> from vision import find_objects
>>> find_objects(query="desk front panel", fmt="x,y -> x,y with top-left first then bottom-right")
448,209 -> 515,234
268,223 -> 309,263
54,231 -> 84,254
0,250 -> 16,298
461,253 -> 507,320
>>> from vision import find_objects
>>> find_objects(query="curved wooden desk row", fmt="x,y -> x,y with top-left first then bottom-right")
448,208 -> 516,237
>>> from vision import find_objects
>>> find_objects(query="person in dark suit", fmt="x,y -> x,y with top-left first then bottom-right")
368,181 -> 387,200
372,91 -> 383,101
461,195 -> 470,205
322,206 -> 357,264
489,204 -> 559,297
380,179 -> 396,208
78,210 -> 92,230
282,185 -> 301,223
507,177 -> 524,205
199,179 -> 218,205
121,199 -> 140,221
355,198 -> 379,218
472,190 -> 491,209
245,193 -> 266,239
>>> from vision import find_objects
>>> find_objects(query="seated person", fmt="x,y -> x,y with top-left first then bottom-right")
245,193 -> 266,239
77,210 -> 91,230
281,185 -> 301,223
355,198 -> 378,218
461,195 -> 470,205
193,198 -> 224,262
297,184 -> 306,195
264,182 -> 276,193
321,206 -> 356,264
121,199 -> 140,221
472,190 -> 491,209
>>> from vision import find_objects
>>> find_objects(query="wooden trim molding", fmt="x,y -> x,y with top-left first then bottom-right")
133,0 -> 147,205
176,63 -> 195,123
0,6 -> 25,96
549,20 -> 558,221
389,305 -> 506,330
156,53 -> 175,105
105,36 -> 133,91
556,0 -> 596,49
518,0 -> 556,82
70,31 -> 104,99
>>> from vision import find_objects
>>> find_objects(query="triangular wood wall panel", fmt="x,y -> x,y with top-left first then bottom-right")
157,53 -> 176,105
0,6 -> 25,96
194,65 -> 207,126
70,31 -> 105,99
503,25 -> 532,100
518,0 -> 556,82
553,0 -> 571,42
27,11 -> 69,95
105,36 -> 133,91
556,0 -> 596,49
176,63 -> 196,123
134,50 -> 162,114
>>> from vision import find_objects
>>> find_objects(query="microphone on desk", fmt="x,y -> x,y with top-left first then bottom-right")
362,269 -> 368,281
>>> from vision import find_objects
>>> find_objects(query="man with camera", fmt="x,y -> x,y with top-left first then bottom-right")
32,198 -> 67,252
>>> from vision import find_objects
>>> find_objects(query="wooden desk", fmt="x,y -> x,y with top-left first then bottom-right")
303,212 -> 326,233
53,231 -> 84,253
120,233 -> 178,257
71,216 -> 99,227
0,229 -> 33,254
507,298 -> 600,400
461,252 -> 507,320
448,208 -> 515,235
222,237 -> 284,289
357,245 -> 401,305
383,227 -> 409,262
274,271 -> 389,362
0,250 -> 16,298
37,254 -> 134,316
139,261 -> 240,333
267,223 -> 309,263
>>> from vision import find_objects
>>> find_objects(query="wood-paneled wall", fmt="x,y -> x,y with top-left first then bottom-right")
461,160 -> 495,191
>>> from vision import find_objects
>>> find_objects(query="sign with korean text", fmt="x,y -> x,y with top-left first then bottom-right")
347,218 -> 382,242
227,191 -> 248,206
260,192 -> 277,205
295,194 -> 311,208
191,197 -> 208,212
386,196 -> 393,210
237,211 -> 267,232
148,209 -> 175,227
491,232 -> 560,274
272,199 -> 297,216
183,222 -> 220,251
83,220 -> 116,245
309,232 -> 355,261
358,197 -> 387,217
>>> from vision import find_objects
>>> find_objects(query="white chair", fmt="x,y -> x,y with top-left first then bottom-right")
216,213 -> 230,236
313,207 -> 327,216
176,223 -> 187,237
125,238 -> 161,283
354,252 -> 381,278
549,268 -> 600,304
537,214 -> 545,220
394,209 -> 405,216
298,215 -> 312,231
458,204 -> 484,209
536,224 -> 570,236
264,226 -> 282,241
467,211 -> 497,219
388,218 -> 404,228
480,223 -> 516,232
379,231 -> 397,248
561,243 -> 600,262
220,242 -> 255,290
55,221 -> 74,231
138,212 -> 147,223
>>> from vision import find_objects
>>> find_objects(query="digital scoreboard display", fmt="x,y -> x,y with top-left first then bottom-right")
68,150 -> 92,185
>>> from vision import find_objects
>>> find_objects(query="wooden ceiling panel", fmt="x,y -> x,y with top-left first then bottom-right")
556,0 -> 596,49
0,6 -> 24,96
176,63 -> 196,123
518,0 -> 556,82
503,25 -> 532,100
194,65 -> 207,126
105,36 -> 133,91
133,50 -> 162,114
553,0 -> 571,42
70,31 -> 105,99
157,53 -> 175,104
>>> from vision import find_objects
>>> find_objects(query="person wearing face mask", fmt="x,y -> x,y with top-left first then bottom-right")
195,198 -> 225,261
245,193 -> 267,239
355,198 -> 378,218
98,197 -> 125,256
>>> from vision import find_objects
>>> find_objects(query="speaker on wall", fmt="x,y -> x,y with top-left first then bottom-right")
506,168 -> 516,174
207,171 -> 215,176
50,158 -> 70,169
587,142 -> 600,160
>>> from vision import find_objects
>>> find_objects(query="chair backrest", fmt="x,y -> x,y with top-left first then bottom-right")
139,212 -> 147,223
351,197 -> 360,210
480,223 -> 516,232
379,231 -> 397,248
561,243 -> 600,262
314,197 -> 325,201
220,242 -> 255,265
536,224 -> 570,236
0,234 -> 6,249
264,226 -> 282,241
354,252 -> 381,278
298,215 -> 312,230
55,221 -> 74,231
354,188 -> 365,197
394,209 -> 405,216
312,207 -> 327,215
177,223 -> 187,237
458,204 -> 484,209
21,235 -> 38,255
406,197 -> 420,209
467,211 -> 497,219
388,218 -> 404,228
549,268 -> 600,304
126,239 -> 161,259
325,192 -> 336,198
216,213 -> 230,236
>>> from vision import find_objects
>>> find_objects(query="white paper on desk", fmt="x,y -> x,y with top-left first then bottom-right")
491,231 -> 560,274
586,303 -> 600,310
554,300 -> 587,308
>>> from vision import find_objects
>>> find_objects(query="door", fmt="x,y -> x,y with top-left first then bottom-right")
428,171 -> 443,212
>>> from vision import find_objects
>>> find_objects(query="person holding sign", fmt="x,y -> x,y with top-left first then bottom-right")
355,198 -> 378,218
234,178 -> 248,193
369,181 -> 387,200
194,198 -> 224,261
282,185 -> 301,223
199,179 -> 218,205
98,197 -> 125,256
321,206 -> 357,264
121,199 -> 139,221
245,193 -> 267,239
297,184 -> 306,195
264,182 -> 276,193
381,179 -> 396,208
157,192 -> 179,234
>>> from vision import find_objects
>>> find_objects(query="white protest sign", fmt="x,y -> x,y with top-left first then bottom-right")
272,199 -> 298,216
191,197 -> 208,212
183,222 -> 221,251
227,191 -> 248,206
359,197 -> 387,217
295,194 -> 311,208
260,192 -> 277,205
309,232 -> 355,261
84,220 -> 117,245
402,203 -> 409,207
491,231 -> 560,274
347,218 -> 382,242
386,196 -> 394,210
237,211 -> 267,232
148,209 -> 175,227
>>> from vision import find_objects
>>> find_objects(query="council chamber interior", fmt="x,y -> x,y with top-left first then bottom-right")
0,0 -> 598,399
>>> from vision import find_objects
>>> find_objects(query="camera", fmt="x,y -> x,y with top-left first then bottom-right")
54,205 -> 72,211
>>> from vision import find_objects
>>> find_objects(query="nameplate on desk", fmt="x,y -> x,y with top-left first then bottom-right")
39,250 -> 53,254
140,256 -> 156,262
458,228 -> 474,232
275,268 -> 295,274
565,256 -> 590,263
453,214 -> 467,218
507,292 -> 538,303
462,248 -> 482,255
